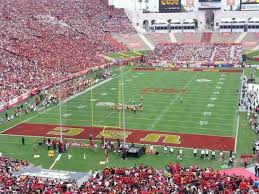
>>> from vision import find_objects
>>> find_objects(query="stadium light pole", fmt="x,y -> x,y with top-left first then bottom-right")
120,64 -> 126,146
58,61 -> 63,142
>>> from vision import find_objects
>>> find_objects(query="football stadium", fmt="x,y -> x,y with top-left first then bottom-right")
0,0 -> 259,193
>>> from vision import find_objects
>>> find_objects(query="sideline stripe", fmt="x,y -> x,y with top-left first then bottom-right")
234,70 -> 244,153
234,114 -> 239,153
49,154 -> 62,170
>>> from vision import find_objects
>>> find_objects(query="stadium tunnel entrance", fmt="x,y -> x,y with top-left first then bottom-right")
205,10 -> 215,30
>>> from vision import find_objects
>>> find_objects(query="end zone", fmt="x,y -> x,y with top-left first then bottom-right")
0,123 -> 235,151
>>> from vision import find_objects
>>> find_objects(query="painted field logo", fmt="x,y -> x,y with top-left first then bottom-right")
141,133 -> 181,144
97,130 -> 131,139
141,88 -> 186,95
47,127 -> 84,136
196,79 -> 211,83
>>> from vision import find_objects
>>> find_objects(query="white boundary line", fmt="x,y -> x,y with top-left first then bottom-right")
49,154 -> 62,170
234,70 -> 244,153
234,114 -> 240,153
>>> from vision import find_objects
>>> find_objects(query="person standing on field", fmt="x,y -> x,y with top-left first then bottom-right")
22,136 -> 25,145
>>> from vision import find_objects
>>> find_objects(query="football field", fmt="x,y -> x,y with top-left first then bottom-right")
1,67 -> 242,152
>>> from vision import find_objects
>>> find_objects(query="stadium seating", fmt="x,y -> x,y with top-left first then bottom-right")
0,156 -> 258,193
211,33 -> 242,44
241,33 -> 259,50
145,43 -> 242,66
113,33 -> 151,50
174,33 -> 202,44
144,33 -> 172,46
0,0 -> 135,103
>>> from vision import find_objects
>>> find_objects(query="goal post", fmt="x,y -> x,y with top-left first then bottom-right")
90,78 -> 122,129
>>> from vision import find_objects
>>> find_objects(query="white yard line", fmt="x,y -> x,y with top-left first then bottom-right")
49,153 -> 62,170
43,111 -> 236,121
149,73 -> 199,129
34,115 -> 235,127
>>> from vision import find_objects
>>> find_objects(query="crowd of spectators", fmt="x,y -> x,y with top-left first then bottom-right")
79,163 -> 258,193
0,154 -> 259,193
3,67 -> 112,123
239,73 -> 259,133
0,0 -> 134,103
145,43 -> 242,66
0,156 -> 78,193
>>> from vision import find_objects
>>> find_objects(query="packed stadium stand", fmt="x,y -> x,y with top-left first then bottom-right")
1,0 -> 259,193
112,32 -> 259,51
145,43 -> 242,66
0,0 -> 135,103
1,156 -> 258,193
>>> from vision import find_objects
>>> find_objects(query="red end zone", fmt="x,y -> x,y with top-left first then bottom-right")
1,123 -> 235,151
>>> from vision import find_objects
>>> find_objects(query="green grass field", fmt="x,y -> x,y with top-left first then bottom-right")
243,50 -> 259,65
27,68 -> 240,135
0,67 -> 258,172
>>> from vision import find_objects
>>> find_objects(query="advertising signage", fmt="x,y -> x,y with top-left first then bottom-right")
159,0 -> 181,13
241,0 -> 259,10
198,0 -> 221,9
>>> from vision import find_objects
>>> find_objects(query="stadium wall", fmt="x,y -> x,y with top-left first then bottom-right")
129,10 -> 205,31
214,10 -> 259,31
126,10 -> 259,32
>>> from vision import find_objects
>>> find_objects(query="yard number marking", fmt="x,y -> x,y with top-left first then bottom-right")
200,121 -> 208,126
210,97 -> 217,101
203,112 -> 212,116
62,113 -> 71,117
78,105 -> 86,109
207,104 -> 215,108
